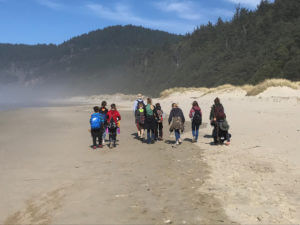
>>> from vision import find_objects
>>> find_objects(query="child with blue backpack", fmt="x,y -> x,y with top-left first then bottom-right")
90,106 -> 105,149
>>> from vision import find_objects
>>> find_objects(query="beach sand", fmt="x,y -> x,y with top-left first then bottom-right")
0,86 -> 300,224
0,107 -> 233,225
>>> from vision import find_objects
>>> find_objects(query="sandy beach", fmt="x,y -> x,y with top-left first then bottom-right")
0,86 -> 300,224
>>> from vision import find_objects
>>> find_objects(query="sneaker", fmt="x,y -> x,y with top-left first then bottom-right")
92,146 -> 97,150
225,141 -> 230,146
192,137 -> 195,143
97,145 -> 103,148
109,142 -> 113,149
178,138 -> 182,144
102,139 -> 105,145
176,141 -> 179,145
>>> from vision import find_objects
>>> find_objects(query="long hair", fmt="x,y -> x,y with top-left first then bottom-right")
147,98 -> 152,105
155,103 -> 161,110
192,101 -> 199,107
214,97 -> 220,105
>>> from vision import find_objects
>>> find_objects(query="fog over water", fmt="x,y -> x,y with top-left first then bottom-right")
0,84 -> 81,111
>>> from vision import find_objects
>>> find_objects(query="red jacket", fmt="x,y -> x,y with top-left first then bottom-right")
107,110 -> 121,124
189,106 -> 202,119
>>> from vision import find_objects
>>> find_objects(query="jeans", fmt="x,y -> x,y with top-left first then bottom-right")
175,129 -> 180,142
192,122 -> 200,140
147,129 -> 155,143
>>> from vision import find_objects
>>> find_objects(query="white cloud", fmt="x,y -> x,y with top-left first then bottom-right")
86,3 -> 142,23
86,3 -> 196,34
155,0 -> 235,22
225,0 -> 262,7
212,8 -> 235,18
36,0 -> 63,10
155,0 -> 201,20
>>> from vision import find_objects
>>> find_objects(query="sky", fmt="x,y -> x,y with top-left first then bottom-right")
0,0 -> 270,45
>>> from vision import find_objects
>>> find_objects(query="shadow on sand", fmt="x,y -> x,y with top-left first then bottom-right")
204,134 -> 213,139
164,140 -> 176,144
183,138 -> 193,143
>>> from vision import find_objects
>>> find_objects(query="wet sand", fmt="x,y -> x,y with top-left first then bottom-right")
0,106 -> 235,224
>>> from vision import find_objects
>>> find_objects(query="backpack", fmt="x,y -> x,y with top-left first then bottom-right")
137,108 -> 145,124
108,117 -> 117,129
99,111 -> 106,124
172,116 -> 182,130
193,110 -> 202,125
214,104 -> 226,120
90,113 -> 102,129
156,109 -> 163,123
135,100 -> 145,111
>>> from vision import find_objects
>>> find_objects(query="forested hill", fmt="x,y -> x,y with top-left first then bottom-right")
132,0 -> 300,93
0,25 -> 182,96
0,0 -> 299,96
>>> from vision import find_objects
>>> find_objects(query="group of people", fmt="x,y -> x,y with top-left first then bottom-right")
133,94 -> 231,146
89,94 -> 231,149
89,101 -> 121,149
134,94 -> 165,144
133,94 -> 205,145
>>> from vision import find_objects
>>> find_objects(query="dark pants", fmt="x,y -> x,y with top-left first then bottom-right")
212,124 -> 230,143
109,127 -> 117,143
155,122 -> 163,139
91,128 -> 103,146
192,122 -> 200,140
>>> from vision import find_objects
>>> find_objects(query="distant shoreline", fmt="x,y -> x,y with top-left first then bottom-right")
0,101 -> 84,112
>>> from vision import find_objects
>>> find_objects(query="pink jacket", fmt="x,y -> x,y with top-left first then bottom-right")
189,106 -> 202,119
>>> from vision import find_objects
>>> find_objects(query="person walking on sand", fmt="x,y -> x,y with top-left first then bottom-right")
133,93 -> 145,113
168,103 -> 185,145
133,93 -> 145,137
107,104 -> 121,148
100,101 -> 108,145
209,97 -> 231,145
135,102 -> 146,140
144,98 -> 157,144
89,106 -> 104,149
154,103 -> 164,141
189,101 -> 202,143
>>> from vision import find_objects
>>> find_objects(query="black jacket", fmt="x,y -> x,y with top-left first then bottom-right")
168,107 -> 185,124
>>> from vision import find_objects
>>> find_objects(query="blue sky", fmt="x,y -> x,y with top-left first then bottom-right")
0,0 -> 268,45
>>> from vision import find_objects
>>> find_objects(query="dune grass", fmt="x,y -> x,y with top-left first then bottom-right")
160,87 -> 208,98
160,79 -> 300,98
245,79 -> 299,96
